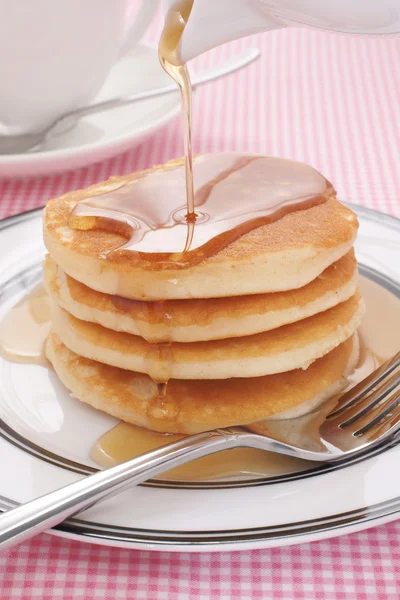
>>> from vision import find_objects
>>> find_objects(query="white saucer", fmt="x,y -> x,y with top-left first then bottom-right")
0,205 -> 399,552
0,44 -> 181,179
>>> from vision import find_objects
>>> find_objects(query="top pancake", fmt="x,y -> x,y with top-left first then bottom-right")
43,154 -> 358,300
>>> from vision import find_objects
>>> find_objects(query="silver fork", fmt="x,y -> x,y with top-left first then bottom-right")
0,350 -> 399,551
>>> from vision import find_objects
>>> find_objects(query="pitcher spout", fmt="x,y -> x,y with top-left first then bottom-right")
165,0 -> 284,63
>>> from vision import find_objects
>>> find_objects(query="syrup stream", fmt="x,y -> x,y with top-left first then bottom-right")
158,0 -> 195,251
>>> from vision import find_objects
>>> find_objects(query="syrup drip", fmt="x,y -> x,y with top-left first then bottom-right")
112,294 -> 175,403
147,343 -> 173,416
111,295 -> 173,330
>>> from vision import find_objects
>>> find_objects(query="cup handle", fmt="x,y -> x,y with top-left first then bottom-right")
118,0 -> 160,58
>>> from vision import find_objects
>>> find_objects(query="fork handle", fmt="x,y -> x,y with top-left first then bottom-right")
0,429 -> 246,551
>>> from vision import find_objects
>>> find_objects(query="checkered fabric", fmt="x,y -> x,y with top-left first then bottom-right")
0,23 -> 399,600
1,523 -> 400,599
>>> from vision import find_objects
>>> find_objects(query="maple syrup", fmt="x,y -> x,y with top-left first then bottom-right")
69,154 -> 333,268
90,421 -> 310,481
0,284 -> 50,366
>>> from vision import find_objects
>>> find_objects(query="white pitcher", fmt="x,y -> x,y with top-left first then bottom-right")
165,0 -> 400,62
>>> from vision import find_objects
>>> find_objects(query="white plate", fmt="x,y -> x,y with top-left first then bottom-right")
0,204 -> 399,552
0,44 -> 181,179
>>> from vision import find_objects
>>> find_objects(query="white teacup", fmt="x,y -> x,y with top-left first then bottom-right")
0,0 -> 159,135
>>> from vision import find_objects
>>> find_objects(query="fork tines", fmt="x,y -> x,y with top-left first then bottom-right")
327,351 -> 400,437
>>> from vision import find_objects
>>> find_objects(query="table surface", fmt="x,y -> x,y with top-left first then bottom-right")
0,26 -> 399,600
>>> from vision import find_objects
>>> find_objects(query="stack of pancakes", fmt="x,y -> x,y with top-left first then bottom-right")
43,158 -> 364,434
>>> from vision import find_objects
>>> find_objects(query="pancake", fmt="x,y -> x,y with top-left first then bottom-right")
50,291 -> 364,380
43,155 -> 358,300
44,250 -> 358,342
45,333 -> 359,433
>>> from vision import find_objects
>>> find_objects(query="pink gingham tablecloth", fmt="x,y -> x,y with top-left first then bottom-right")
0,28 -> 400,600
